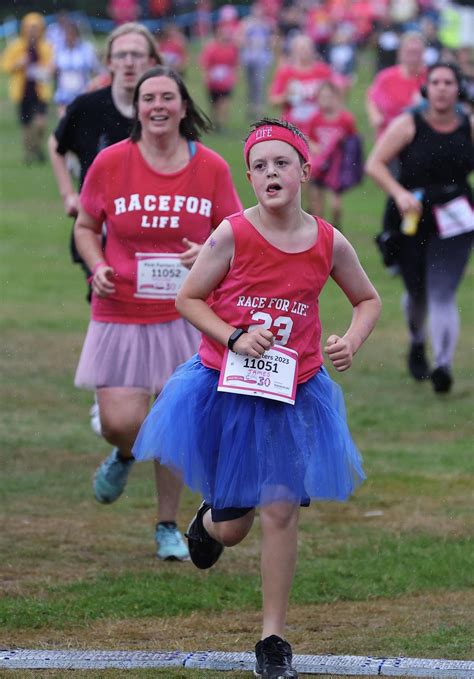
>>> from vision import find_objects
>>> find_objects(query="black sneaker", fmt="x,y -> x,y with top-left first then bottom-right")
431,366 -> 453,393
185,501 -> 224,569
254,635 -> 298,678
408,342 -> 430,381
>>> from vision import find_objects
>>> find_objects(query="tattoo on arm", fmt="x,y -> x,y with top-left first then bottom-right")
209,237 -> 217,249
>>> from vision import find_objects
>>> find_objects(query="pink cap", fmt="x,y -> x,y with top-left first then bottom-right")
244,124 -> 310,167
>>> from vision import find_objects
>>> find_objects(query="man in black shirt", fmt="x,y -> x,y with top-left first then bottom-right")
48,22 -> 161,265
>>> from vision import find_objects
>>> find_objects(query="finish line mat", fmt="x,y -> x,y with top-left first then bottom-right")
1,649 -> 474,676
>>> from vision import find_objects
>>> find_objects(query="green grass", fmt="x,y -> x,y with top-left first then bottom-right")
0,41 -> 473,677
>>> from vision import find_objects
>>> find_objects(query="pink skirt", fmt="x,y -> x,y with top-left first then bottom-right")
74,319 -> 200,393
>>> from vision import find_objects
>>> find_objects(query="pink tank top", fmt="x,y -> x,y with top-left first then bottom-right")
199,211 -> 334,384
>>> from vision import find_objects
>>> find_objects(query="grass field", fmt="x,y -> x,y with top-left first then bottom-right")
0,41 -> 473,679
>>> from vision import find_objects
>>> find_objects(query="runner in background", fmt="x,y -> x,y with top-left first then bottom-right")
1,12 -> 54,165
366,32 -> 426,139
53,20 -> 102,117
73,65 -> 242,560
200,18 -> 240,132
48,23 -> 161,436
156,23 -> 188,76
237,2 -> 275,121
269,33 -> 334,136
307,80 -> 361,229
366,62 -> 473,393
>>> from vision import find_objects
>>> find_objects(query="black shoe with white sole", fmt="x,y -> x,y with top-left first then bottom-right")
254,635 -> 298,678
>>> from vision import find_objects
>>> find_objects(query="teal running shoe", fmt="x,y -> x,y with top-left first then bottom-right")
93,448 -> 134,504
155,523 -> 190,561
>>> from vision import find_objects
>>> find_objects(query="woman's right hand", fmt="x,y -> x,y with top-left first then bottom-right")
233,328 -> 274,357
91,264 -> 116,297
394,188 -> 422,216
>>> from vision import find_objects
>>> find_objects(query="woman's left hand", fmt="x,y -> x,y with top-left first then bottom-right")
180,238 -> 202,269
324,334 -> 354,371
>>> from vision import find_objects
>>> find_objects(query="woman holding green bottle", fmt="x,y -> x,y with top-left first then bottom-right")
366,62 -> 473,393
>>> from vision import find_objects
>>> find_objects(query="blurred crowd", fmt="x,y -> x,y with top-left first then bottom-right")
1,1 -> 473,162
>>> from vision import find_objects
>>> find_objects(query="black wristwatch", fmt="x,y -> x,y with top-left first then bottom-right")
227,328 -> 247,351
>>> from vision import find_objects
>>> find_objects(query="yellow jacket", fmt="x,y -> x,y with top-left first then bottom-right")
0,12 -> 54,103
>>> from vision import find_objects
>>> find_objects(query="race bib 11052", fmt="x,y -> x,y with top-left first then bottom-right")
135,253 -> 188,299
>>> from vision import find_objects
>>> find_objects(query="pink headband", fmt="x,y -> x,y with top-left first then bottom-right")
244,124 -> 310,167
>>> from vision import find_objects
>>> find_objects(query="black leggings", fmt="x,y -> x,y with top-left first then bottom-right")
397,231 -> 472,368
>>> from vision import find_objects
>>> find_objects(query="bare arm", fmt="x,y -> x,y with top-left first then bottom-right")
325,230 -> 381,371
47,133 -> 80,217
176,220 -> 273,357
74,206 -> 115,297
365,95 -> 384,132
365,113 -> 422,216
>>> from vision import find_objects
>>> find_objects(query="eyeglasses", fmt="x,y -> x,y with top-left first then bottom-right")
111,50 -> 148,62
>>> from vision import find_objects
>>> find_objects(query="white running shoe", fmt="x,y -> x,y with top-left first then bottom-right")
90,396 -> 102,437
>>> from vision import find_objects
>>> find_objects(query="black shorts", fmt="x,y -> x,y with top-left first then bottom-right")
210,497 -> 310,522
211,506 -> 254,522
18,97 -> 47,126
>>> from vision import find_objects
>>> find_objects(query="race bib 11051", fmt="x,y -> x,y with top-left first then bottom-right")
218,345 -> 298,405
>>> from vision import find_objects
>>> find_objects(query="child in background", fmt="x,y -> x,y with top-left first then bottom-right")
133,119 -> 381,678
156,23 -> 188,76
200,21 -> 239,132
307,80 -> 360,229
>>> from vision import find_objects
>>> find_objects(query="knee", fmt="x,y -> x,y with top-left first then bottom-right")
216,524 -> 247,547
260,502 -> 299,532
214,513 -> 254,547
100,415 -> 141,446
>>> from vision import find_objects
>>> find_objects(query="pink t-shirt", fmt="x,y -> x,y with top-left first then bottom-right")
307,109 -> 356,148
368,64 -> 426,134
307,109 -> 357,177
269,63 -> 334,134
159,37 -> 187,71
200,40 -> 240,92
80,140 -> 242,324
199,211 -> 334,384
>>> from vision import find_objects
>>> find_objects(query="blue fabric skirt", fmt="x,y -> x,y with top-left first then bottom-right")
132,355 -> 365,509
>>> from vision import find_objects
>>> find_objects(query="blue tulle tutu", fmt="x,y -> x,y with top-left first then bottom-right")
132,355 -> 365,509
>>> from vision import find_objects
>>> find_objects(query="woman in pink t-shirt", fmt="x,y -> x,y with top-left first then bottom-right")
366,32 -> 426,139
269,32 -> 334,136
73,65 -> 242,561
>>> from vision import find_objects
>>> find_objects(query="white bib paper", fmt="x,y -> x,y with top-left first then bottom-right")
434,196 -> 474,239
135,253 -> 188,300
218,346 -> 298,405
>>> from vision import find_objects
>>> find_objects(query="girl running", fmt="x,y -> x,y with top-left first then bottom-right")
133,118 -> 381,678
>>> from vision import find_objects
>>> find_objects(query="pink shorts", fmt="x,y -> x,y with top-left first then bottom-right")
74,318 -> 200,394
